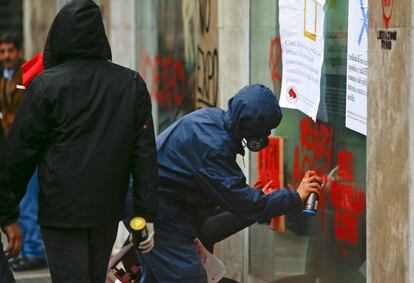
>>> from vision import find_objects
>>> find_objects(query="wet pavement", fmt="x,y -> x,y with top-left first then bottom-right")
14,269 -> 52,283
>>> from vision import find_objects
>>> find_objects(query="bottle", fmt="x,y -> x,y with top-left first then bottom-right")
303,192 -> 318,215
130,217 -> 148,247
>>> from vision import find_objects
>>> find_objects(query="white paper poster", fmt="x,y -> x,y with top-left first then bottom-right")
279,0 -> 325,121
346,0 -> 368,135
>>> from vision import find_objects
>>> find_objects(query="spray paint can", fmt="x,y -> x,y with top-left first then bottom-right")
130,217 -> 148,247
303,192 -> 318,215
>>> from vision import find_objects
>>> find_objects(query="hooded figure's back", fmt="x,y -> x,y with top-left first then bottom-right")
7,0 -> 159,227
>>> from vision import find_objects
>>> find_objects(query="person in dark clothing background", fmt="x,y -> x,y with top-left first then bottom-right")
0,34 -> 25,133
0,122 -> 22,283
0,33 -> 47,272
136,84 -> 322,282
6,0 -> 159,282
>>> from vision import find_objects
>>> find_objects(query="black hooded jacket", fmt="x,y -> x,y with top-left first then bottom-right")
6,0 -> 158,227
0,125 -> 18,227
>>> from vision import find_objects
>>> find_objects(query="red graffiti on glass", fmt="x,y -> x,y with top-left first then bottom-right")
254,137 -> 283,190
293,118 -> 333,184
254,137 -> 285,232
269,36 -> 282,83
141,54 -> 186,109
292,118 -> 333,231
331,150 -> 366,245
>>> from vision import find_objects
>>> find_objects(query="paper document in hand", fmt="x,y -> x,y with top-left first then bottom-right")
194,238 -> 226,283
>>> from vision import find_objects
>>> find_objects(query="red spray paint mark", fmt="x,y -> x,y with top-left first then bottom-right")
382,0 -> 393,29
318,175 -> 328,231
338,150 -> 353,182
254,137 -> 285,232
254,137 -> 283,189
288,88 -> 297,99
293,118 -> 333,186
291,119 -> 366,253
292,118 -> 333,231
269,37 -> 282,83
140,54 -> 186,109
330,151 -> 366,246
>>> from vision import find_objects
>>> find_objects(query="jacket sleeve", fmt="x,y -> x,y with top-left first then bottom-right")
131,79 -> 158,222
6,77 -> 50,204
0,124 -> 19,226
194,150 -> 301,222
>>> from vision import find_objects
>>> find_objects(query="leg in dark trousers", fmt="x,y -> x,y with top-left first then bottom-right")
41,224 -> 118,283
0,243 -> 15,283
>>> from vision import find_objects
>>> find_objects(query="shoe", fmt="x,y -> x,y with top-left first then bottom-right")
10,257 -> 47,272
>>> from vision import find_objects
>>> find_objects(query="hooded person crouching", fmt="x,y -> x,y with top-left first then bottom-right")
135,84 -> 322,283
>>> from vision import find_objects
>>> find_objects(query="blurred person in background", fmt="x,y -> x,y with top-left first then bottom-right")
0,33 -> 47,271
0,33 -> 24,132
0,120 -> 22,283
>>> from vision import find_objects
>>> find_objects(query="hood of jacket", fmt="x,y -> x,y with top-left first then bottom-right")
224,84 -> 282,142
43,0 -> 112,69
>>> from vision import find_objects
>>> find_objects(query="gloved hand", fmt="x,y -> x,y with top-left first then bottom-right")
138,222 -> 154,253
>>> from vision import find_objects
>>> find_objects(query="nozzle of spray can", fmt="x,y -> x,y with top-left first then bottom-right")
130,217 -> 148,247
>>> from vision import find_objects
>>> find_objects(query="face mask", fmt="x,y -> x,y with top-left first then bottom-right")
246,136 -> 269,152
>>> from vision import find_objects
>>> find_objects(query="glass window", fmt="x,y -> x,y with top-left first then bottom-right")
249,1 -> 366,282
136,0 -> 197,134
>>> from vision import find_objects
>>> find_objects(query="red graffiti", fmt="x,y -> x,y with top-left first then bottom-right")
338,150 -> 353,182
254,137 -> 285,232
293,118 -> 333,186
290,119 -> 366,253
382,0 -> 393,29
140,54 -> 186,109
292,118 -> 333,232
269,37 -> 282,83
318,175 -> 328,231
254,137 -> 283,189
331,151 -> 366,246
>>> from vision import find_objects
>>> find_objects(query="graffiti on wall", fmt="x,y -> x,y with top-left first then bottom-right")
382,0 -> 393,29
257,118 -> 366,256
254,137 -> 285,232
137,0 -> 197,132
141,54 -> 187,109
292,118 -> 334,186
183,0 -> 196,64
269,36 -> 282,92
197,47 -> 218,107
196,0 -> 219,108
331,151 -> 366,245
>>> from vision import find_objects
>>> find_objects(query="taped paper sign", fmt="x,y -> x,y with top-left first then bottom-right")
279,0 -> 326,121
345,0 -> 368,135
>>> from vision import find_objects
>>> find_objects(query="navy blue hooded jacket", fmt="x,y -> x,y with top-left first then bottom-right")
157,84 -> 301,222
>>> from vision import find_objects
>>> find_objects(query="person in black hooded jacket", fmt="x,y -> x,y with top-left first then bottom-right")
0,124 -> 22,283
6,0 -> 159,282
